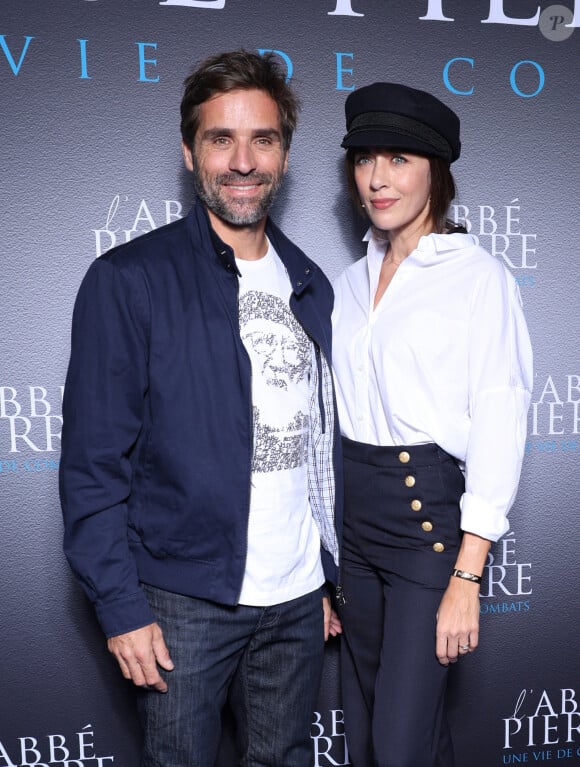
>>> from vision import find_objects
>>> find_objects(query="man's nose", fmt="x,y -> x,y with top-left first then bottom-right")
230,141 -> 257,174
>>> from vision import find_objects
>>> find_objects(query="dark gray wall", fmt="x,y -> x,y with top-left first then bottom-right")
1,2 -> 579,765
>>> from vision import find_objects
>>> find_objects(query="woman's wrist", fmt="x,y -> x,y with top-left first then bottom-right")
451,568 -> 482,584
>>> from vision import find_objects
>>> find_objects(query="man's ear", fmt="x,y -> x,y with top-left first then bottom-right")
181,141 -> 194,171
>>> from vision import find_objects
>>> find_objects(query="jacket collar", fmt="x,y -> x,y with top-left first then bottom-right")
188,197 -> 317,295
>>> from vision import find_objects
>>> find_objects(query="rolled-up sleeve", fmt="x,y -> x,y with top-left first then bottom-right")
460,264 -> 533,541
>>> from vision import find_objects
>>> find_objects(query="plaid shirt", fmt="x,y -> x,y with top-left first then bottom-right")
308,344 -> 339,568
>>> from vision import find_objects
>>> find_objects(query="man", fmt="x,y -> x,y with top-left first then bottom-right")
59,50 -> 342,767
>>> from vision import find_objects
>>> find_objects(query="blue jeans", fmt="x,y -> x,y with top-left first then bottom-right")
137,584 -> 325,767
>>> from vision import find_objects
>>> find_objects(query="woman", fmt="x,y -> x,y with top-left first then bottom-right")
332,82 -> 533,767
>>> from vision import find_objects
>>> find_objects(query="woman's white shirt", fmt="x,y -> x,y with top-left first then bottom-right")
332,230 -> 533,541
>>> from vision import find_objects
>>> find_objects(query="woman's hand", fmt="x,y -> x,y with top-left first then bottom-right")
434,531 -> 491,665
435,576 -> 481,665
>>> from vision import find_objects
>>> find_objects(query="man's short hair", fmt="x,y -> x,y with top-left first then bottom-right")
180,49 -> 299,152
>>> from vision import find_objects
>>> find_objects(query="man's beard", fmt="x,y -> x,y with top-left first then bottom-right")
192,166 -> 285,226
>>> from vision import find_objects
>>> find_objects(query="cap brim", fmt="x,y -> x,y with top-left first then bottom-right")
341,129 -> 438,157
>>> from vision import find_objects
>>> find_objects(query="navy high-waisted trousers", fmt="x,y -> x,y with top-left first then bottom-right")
340,436 -> 465,767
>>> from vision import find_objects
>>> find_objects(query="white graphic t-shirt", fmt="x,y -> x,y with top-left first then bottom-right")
236,242 -> 324,605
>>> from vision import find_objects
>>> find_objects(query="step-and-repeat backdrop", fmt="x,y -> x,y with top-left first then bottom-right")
1,2 -> 579,765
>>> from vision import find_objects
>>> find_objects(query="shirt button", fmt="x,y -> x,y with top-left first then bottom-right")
404,475 -> 415,487
433,542 -> 445,553
398,451 -> 410,464
410,499 -> 422,512
421,521 -> 433,532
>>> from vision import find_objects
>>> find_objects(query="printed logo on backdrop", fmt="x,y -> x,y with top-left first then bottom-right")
0,386 -> 62,479
84,0 -> 227,5
153,0 -> 580,32
527,375 -> 580,457
503,687 -> 580,764
0,724 -> 115,766
93,195 -> 184,257
450,199 -> 538,288
479,532 -> 532,617
158,0 -> 225,7
2,2 -> 576,90
311,710 -> 349,766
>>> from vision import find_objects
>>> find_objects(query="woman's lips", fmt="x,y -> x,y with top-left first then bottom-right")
371,198 -> 398,210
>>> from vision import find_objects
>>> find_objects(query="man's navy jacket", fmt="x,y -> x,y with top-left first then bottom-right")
59,200 -> 342,638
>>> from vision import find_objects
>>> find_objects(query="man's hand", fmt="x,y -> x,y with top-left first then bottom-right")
107,622 -> 174,692
322,595 -> 343,640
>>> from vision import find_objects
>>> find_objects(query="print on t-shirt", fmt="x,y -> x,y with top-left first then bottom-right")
239,290 -> 311,474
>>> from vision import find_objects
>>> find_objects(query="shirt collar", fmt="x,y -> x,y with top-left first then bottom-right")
364,227 -> 477,263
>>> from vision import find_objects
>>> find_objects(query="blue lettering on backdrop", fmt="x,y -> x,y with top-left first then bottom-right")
510,60 -> 545,98
443,57 -> 545,97
0,34 -> 34,75
0,34 -> 558,98
78,39 -> 90,80
257,49 -> 293,81
443,57 -> 475,95
136,42 -> 159,82
335,52 -> 355,91
479,601 -> 530,615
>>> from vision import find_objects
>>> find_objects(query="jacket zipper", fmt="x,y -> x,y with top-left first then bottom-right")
229,262 -> 253,606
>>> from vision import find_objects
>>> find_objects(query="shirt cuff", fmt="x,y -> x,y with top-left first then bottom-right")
459,491 -> 509,542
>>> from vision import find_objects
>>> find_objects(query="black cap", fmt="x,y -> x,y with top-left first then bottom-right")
341,82 -> 461,163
